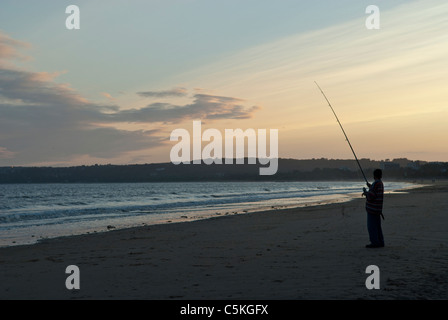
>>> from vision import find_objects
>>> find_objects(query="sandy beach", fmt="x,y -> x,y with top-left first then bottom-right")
0,182 -> 447,300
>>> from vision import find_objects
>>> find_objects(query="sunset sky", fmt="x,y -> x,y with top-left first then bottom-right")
0,0 -> 447,166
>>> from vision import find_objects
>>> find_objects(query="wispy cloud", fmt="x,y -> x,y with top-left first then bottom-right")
175,0 -> 448,113
137,87 -> 188,98
0,31 -> 31,64
0,146 -> 15,159
112,93 -> 260,123
100,92 -> 118,102
169,0 -> 448,161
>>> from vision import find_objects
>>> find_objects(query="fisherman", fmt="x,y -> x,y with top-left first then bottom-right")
314,82 -> 385,248
362,169 -> 385,248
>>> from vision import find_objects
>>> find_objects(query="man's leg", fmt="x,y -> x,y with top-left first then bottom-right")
367,213 -> 383,247
377,218 -> 385,247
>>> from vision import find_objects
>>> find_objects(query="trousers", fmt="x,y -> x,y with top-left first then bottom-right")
367,212 -> 384,246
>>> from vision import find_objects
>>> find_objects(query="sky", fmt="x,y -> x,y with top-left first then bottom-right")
0,0 -> 447,166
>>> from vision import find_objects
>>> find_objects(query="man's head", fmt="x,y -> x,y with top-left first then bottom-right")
374,169 -> 382,180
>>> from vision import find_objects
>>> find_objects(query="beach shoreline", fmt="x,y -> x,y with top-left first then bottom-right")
0,182 -> 447,300
0,181 -> 417,248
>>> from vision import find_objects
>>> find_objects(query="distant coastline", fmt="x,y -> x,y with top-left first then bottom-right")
1,158 -> 447,183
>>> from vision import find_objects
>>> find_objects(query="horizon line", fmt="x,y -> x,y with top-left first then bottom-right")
1,157 -> 442,169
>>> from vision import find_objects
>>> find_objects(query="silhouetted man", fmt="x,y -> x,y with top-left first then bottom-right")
362,169 -> 384,248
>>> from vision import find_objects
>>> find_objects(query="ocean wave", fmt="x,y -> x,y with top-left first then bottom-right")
0,181 -> 414,231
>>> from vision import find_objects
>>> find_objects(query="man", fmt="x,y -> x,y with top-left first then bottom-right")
362,169 -> 384,248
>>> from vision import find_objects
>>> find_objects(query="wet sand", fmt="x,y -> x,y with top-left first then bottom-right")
0,182 -> 447,300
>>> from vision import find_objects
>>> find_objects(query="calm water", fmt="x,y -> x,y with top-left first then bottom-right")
0,181 -> 414,246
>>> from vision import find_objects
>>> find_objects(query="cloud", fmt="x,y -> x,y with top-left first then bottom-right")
0,31 -> 31,64
0,31 -> 260,166
0,32 -> 165,165
0,146 -> 16,159
0,73 -> 166,164
0,68 -> 89,106
100,92 -> 117,102
111,93 -> 261,123
137,87 -> 188,98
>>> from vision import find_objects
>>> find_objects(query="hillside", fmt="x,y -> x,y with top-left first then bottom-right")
0,158 -> 446,183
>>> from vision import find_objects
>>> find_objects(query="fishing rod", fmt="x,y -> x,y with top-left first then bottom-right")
314,81 -> 369,186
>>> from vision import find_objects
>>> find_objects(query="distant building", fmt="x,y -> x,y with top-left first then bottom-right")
380,161 -> 400,170
406,162 -> 420,170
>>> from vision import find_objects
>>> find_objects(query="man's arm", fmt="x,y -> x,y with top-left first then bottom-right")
363,183 -> 377,200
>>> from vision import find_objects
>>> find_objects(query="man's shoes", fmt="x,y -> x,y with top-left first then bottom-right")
365,244 -> 384,248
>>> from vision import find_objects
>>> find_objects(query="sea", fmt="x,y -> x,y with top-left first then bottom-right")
0,181 -> 416,247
